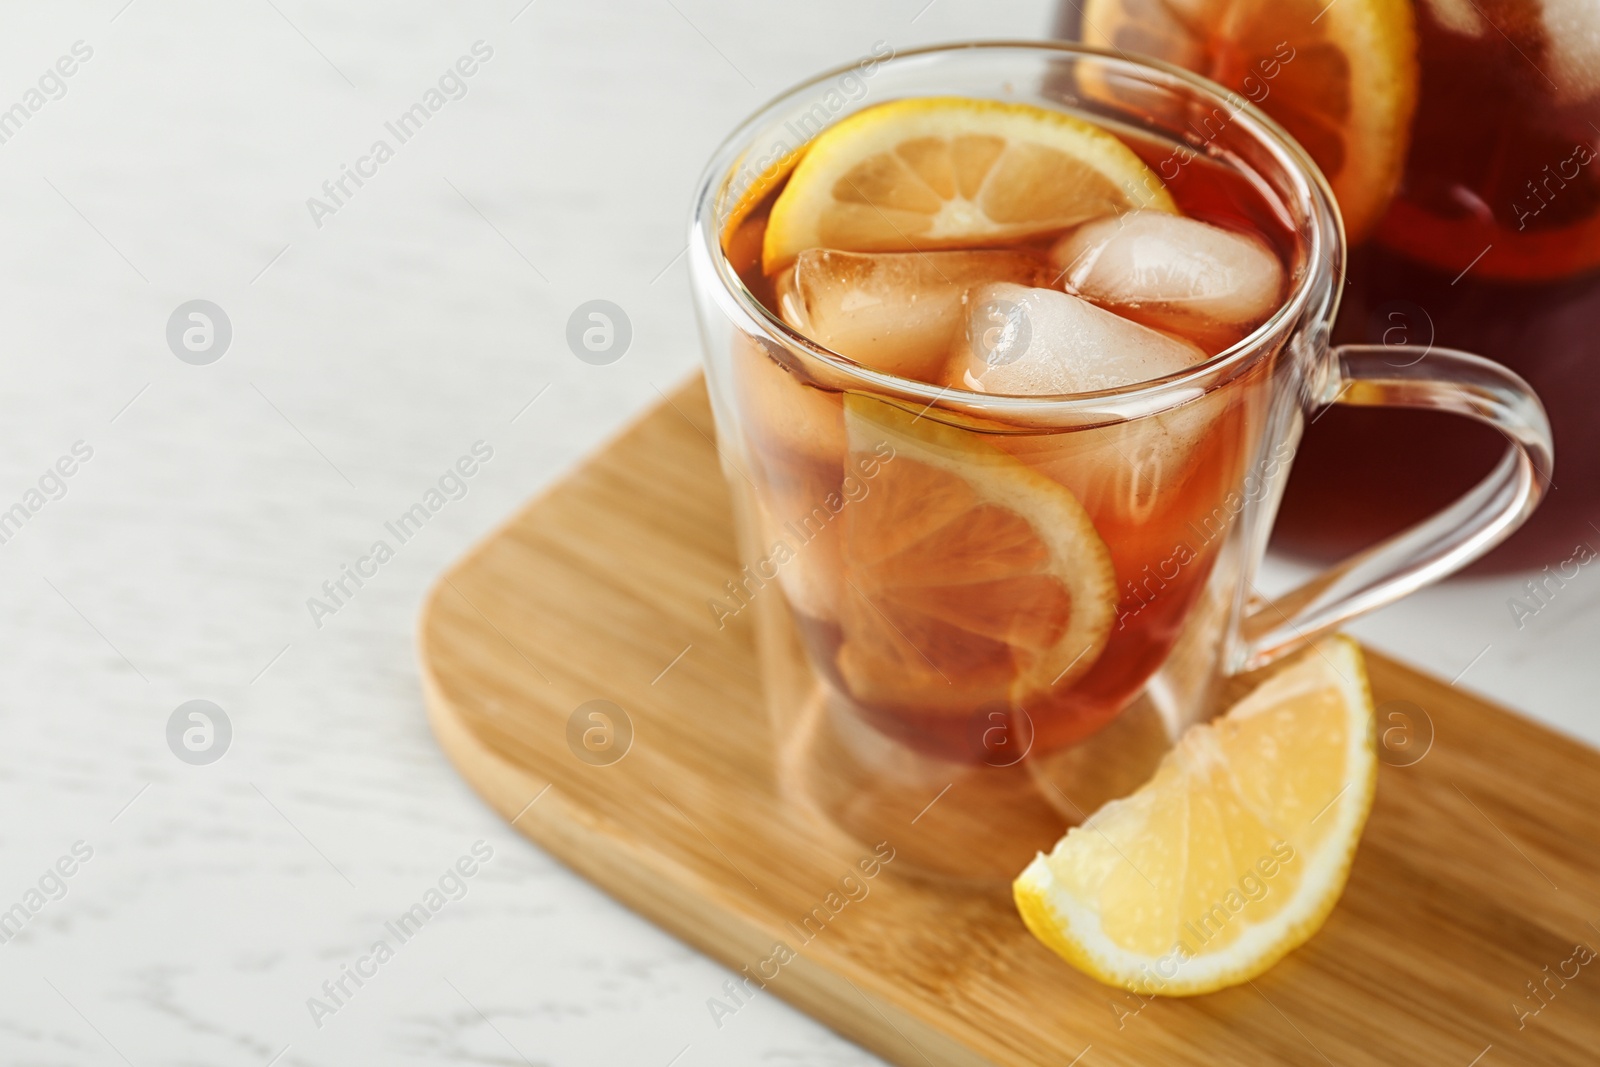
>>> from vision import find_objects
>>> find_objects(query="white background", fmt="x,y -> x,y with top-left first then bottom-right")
0,1 -> 1591,1064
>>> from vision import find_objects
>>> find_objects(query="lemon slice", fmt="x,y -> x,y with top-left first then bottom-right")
1080,0 -> 1417,243
763,97 -> 1176,273
836,395 -> 1118,715
1014,636 -> 1376,995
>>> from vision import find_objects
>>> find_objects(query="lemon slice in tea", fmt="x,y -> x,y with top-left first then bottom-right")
836,395 -> 1119,715
763,96 -> 1176,273
1080,0 -> 1418,242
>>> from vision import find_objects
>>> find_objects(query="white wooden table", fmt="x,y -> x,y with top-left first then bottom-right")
0,2 -> 1590,1064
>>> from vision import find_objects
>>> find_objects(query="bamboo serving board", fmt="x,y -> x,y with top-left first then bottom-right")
418,377 -> 1600,1066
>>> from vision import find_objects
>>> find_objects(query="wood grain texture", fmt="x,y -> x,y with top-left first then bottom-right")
418,376 -> 1600,1067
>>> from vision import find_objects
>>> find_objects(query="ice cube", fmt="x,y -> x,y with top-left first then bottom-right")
776,248 -> 1046,382
1543,0 -> 1600,104
998,381 -> 1247,546
1421,0 -> 1487,37
752,468 -> 846,625
1050,211 -> 1285,351
947,283 -> 1206,396
947,284 -> 1222,522
731,335 -> 844,465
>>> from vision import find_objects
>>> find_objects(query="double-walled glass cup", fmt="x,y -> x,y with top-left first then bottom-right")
689,43 -> 1553,882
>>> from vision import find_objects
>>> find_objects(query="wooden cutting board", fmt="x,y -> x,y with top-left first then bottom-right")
418,376 -> 1600,1066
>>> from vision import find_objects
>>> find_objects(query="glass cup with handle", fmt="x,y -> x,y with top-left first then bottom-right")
688,42 -> 1553,881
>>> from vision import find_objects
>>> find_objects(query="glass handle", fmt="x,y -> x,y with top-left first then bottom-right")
1239,344 -> 1554,672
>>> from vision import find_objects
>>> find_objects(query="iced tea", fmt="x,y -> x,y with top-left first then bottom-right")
718,99 -> 1297,761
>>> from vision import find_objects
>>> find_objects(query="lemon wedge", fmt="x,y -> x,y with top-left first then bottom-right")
1014,636 -> 1376,995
